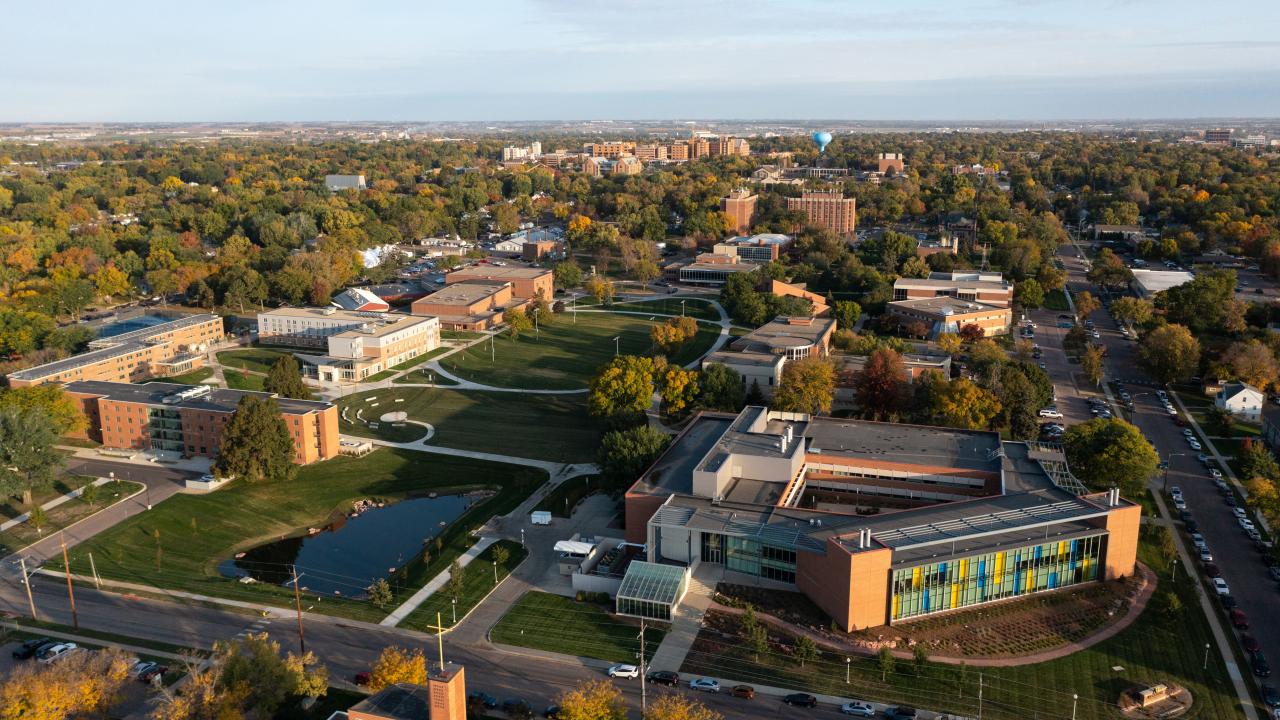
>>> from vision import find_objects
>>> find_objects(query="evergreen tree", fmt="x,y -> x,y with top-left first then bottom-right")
745,379 -> 765,406
214,396 -> 297,482
263,355 -> 313,399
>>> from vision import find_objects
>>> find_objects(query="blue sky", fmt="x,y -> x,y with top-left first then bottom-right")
5,0 -> 1280,121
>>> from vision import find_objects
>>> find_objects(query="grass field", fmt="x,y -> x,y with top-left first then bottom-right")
603,297 -> 720,321
401,539 -> 528,632
361,370 -> 397,383
224,370 -> 265,391
491,591 -> 665,664
0,480 -> 144,554
390,346 -> 453,371
393,369 -> 460,386
440,312 -> 720,390
338,387 -> 600,463
152,367 -> 215,385
216,348 -> 289,374
57,449 -> 546,622
681,539 -> 1245,720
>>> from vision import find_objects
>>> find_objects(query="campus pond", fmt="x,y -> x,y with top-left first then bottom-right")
218,493 -> 473,596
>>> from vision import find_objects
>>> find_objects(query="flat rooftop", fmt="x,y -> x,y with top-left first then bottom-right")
449,266 -> 551,280
803,417 -> 1002,472
888,297 -> 1006,316
1131,269 -> 1195,294
415,281 -> 510,305
65,380 -> 333,415
9,313 -> 222,381
894,277 -> 1010,291
347,683 -> 431,720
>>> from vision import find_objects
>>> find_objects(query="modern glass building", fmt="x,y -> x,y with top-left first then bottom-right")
627,407 -> 1142,631
890,534 -> 1104,621
615,561 -> 689,622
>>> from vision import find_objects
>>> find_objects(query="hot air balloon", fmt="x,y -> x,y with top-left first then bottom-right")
812,131 -> 832,154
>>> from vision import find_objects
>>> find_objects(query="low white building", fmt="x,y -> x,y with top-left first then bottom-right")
1216,382 -> 1265,421
1130,269 -> 1195,299
324,174 -> 366,192
256,307 -> 440,382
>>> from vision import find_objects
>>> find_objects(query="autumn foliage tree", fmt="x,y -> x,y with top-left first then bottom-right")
368,646 -> 428,691
556,679 -> 628,720
771,356 -> 836,416
651,316 -> 699,355
854,348 -> 908,421
0,646 -> 132,719
936,377 -> 1002,430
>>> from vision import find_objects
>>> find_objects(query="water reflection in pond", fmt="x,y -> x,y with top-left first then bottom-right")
219,494 -> 472,596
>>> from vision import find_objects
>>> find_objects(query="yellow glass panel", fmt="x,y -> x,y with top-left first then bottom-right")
994,552 -> 1005,585
912,567 -> 921,589
893,594 -> 900,617
950,582 -> 959,609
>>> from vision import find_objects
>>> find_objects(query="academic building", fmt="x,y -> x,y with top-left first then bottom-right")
622,406 -> 1139,630
65,381 -> 340,465
256,307 -> 440,383
6,314 -> 225,389
786,190 -> 857,236
444,266 -> 554,301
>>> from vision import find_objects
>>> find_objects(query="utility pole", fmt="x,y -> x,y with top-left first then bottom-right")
291,565 -> 306,654
639,620 -> 648,714
18,557 -> 37,621
977,672 -> 983,720
60,534 -> 78,629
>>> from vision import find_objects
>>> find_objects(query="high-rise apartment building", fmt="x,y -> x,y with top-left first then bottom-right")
1205,129 -> 1233,145
720,189 -> 757,234
787,190 -> 857,236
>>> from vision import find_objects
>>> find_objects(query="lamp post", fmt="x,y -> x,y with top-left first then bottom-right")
492,559 -> 497,584
845,657 -> 851,684
1162,453 -> 1185,492
451,597 -> 457,624
680,299 -> 686,317
1072,693 -> 1078,720
613,336 -> 621,356
1203,642 -> 1211,671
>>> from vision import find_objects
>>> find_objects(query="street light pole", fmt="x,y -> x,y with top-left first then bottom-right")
613,336 -> 620,356
1072,693 -> 1078,720
845,657 -> 850,684
1204,642 -> 1211,671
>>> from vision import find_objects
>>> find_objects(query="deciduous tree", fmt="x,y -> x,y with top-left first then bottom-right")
697,363 -> 746,412
503,307 -> 533,339
1063,418 -> 1159,497
659,366 -> 700,416
1081,345 -> 1105,387
644,694 -> 723,720
598,425 -> 670,483
1224,340 -> 1280,391
771,357 -> 836,416
0,407 -> 62,506
1139,324 -> 1201,385
854,348 -> 908,421
1014,278 -> 1044,309
588,355 -> 658,420
0,384 -> 86,434
214,396 -> 297,483
368,646 -> 428,691
556,680 -> 629,720
936,378 -> 1001,430
833,300 -> 862,330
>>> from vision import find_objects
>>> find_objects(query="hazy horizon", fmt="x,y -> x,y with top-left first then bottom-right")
6,0 -> 1280,122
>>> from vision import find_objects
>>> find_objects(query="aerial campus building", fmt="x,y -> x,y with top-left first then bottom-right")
621,407 -> 1140,629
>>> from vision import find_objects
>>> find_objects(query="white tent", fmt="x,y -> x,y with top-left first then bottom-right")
553,540 -> 596,556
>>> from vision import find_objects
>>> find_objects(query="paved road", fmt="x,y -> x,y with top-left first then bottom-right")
1060,243 -> 1274,712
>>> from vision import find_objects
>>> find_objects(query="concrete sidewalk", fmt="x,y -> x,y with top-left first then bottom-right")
380,536 -> 498,627
0,477 -> 115,533
341,432 -> 598,479
647,566 -> 716,672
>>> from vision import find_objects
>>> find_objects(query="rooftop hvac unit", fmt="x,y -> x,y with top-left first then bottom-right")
321,306 -> 337,315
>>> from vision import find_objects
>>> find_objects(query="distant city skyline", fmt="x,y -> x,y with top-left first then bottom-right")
5,0 -> 1280,121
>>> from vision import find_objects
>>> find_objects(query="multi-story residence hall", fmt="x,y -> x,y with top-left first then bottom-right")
623,407 -> 1139,630
6,313 -> 224,388
256,307 -> 439,382
65,381 -> 339,464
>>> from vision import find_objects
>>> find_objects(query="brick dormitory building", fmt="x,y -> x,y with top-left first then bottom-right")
65,381 -> 340,464
618,406 -> 1139,630
6,313 -> 225,388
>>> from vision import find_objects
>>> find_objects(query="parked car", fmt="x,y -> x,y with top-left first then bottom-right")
839,701 -> 875,716
689,678 -> 720,693
353,671 -> 371,687
1204,563 -> 1222,578
1233,507 -> 1248,520
783,693 -> 818,707
1243,635 -> 1262,653
1186,519 -> 1199,534
647,671 -> 679,686
502,699 -> 533,717
1231,609 -> 1250,629
1268,567 -> 1280,582
1210,468 -> 1223,479
468,691 -> 498,709
1261,682 -> 1280,708
607,664 -> 639,679
731,685 -> 756,699
1038,408 -> 1063,418
1221,594 -> 1239,610
130,660 -> 158,679
883,707 -> 920,720
1213,578 -> 1231,595
12,638 -> 54,660
543,705 -> 561,719
1252,651 -> 1272,678
1240,518 -> 1257,532
1170,486 -> 1183,498
138,665 -> 167,684
36,643 -> 77,664
1199,548 -> 1213,563
1183,428 -> 1195,437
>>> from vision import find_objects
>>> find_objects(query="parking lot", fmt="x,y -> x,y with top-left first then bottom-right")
1,637 -> 173,717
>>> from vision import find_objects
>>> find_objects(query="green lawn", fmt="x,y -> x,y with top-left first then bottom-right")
1044,289 -> 1071,311
216,348 -> 290,374
152,367 -> 216,385
393,369 -> 461,386
225,370 -> 266,391
400,539 -> 528,632
390,346 -> 452,371
361,370 -> 397,383
491,591 -> 666,664
681,539 -> 1245,720
442,330 -> 486,341
338,387 -> 600,463
604,297 -> 720,321
0,481 -> 144,554
56,449 -> 547,622
440,313 -> 720,390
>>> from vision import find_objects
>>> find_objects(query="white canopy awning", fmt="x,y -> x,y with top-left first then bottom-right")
554,540 -> 596,555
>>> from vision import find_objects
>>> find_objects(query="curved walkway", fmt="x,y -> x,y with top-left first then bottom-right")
710,562 -> 1157,668
341,432 -> 598,479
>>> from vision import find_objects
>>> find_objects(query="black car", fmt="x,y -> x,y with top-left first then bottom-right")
1261,682 -> 1280,708
647,671 -> 680,686
467,691 -> 497,709
502,699 -> 532,718
1220,594 -> 1238,610
1253,652 -> 1272,678
1269,567 -> 1280,582
783,693 -> 818,708
543,706 -> 561,719
1185,520 -> 1199,534
884,708 -> 920,720
11,638 -> 53,660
